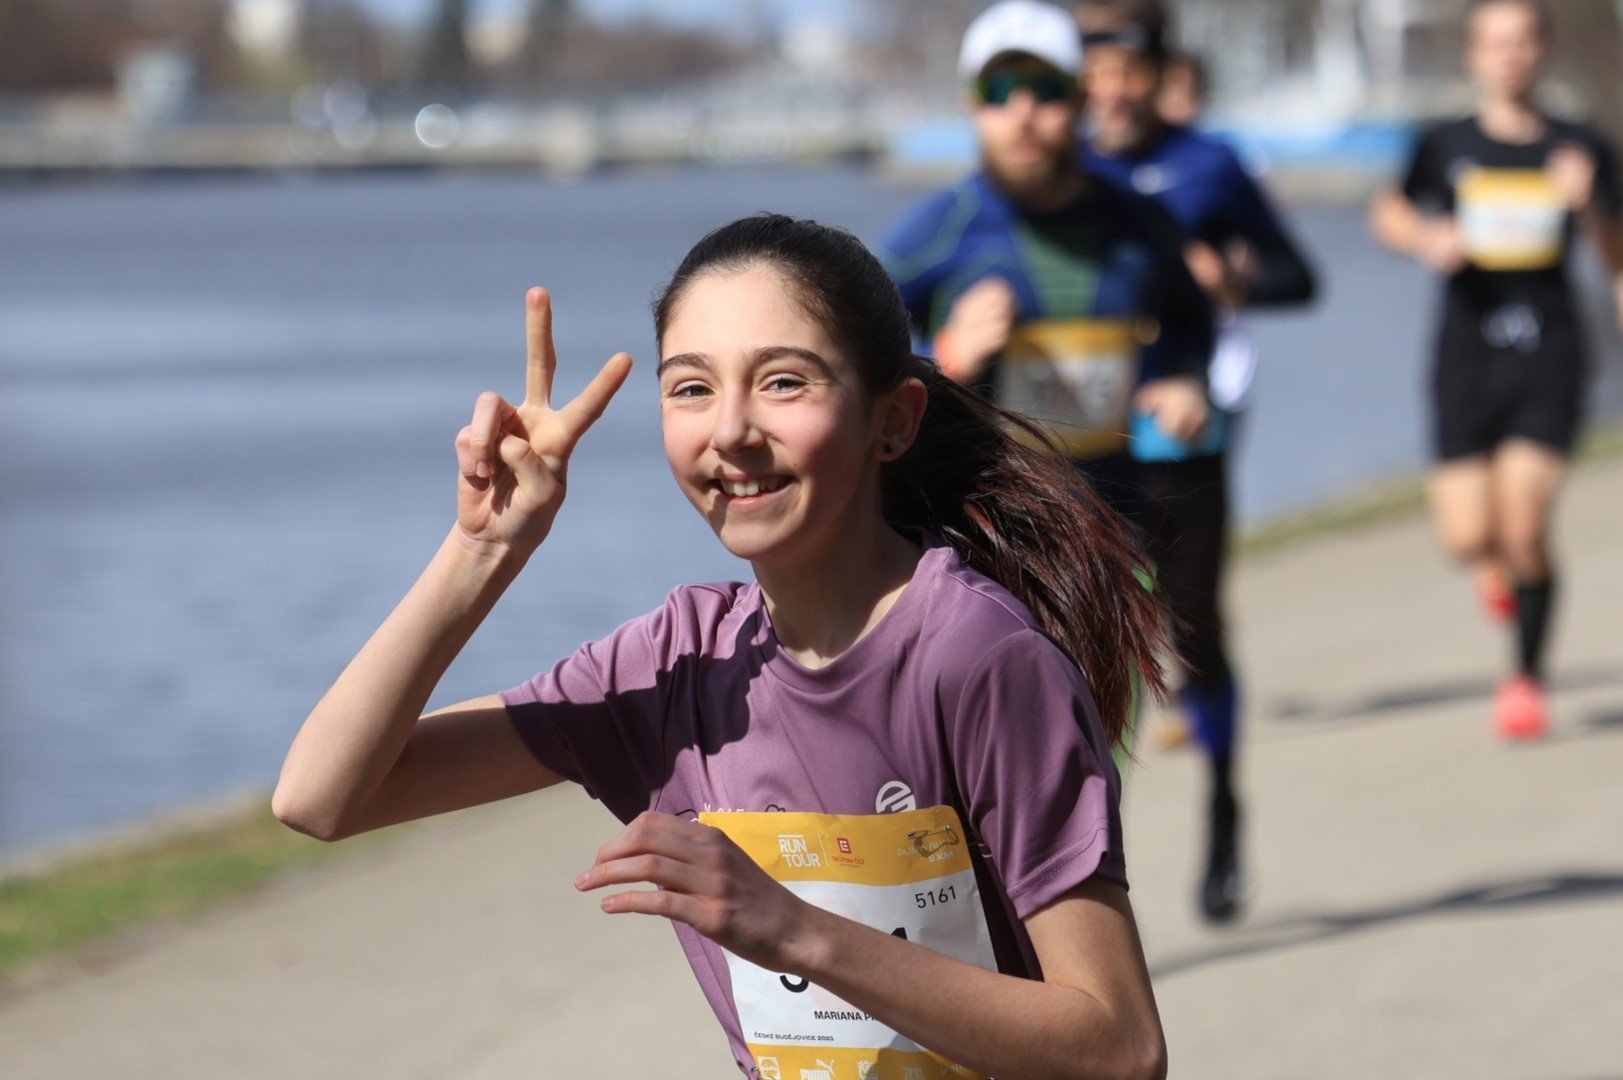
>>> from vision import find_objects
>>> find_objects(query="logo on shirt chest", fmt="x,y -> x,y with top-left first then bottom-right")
1131,163 -> 1179,195
875,779 -> 917,813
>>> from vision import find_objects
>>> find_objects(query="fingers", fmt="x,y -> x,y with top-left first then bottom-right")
459,392 -> 510,482
587,811 -> 711,872
524,286 -> 556,408
598,886 -> 705,923
496,433 -> 548,492
1173,407 -> 1208,442
974,274 -> 1015,302
577,852 -> 709,896
1549,142 -> 1594,171
576,813 -> 728,929
557,352 -> 634,447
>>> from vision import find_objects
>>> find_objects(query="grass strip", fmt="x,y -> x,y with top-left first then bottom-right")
0,800 -> 391,981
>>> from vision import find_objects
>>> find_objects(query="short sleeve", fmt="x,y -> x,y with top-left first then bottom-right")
499,602 -> 676,824
1401,126 -> 1452,213
947,630 -> 1126,919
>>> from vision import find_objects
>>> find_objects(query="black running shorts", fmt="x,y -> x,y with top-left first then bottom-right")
1432,311 -> 1585,461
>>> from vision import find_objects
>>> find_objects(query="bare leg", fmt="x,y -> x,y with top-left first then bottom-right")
1490,439 -> 1565,582
1428,455 -> 1495,574
1491,439 -> 1567,679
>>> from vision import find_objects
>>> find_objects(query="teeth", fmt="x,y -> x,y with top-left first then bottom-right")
723,477 -> 784,498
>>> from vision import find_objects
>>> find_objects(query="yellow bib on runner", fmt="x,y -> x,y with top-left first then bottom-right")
700,806 -> 995,1080
995,318 -> 1144,458
1457,167 -> 1566,271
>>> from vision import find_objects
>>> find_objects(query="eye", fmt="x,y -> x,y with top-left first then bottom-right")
666,380 -> 711,399
763,374 -> 806,393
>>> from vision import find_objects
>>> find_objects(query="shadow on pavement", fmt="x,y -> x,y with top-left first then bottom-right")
1264,664 -> 1623,729
1150,870 -> 1623,981
1582,707 -> 1623,731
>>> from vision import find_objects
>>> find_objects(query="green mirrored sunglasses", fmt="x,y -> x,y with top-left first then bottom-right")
975,69 -> 1077,106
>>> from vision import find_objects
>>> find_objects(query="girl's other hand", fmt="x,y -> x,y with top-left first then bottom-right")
1419,218 -> 1468,275
575,811 -> 821,975
454,288 -> 632,557
1548,142 -> 1596,213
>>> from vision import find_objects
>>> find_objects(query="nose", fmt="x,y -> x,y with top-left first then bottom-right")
1005,88 -> 1039,123
711,385 -> 764,455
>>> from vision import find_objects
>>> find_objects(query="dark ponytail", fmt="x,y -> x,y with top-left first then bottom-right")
654,214 -> 1170,747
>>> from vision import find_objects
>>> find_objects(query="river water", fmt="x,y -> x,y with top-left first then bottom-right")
2,165 -> 1618,859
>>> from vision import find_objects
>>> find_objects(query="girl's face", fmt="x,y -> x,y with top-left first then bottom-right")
658,265 -> 888,567
1467,1 -> 1545,101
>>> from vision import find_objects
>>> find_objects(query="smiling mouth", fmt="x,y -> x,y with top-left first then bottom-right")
712,476 -> 790,499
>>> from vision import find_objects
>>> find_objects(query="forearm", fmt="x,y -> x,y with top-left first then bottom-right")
273,527 -> 527,838
1369,190 -> 1432,258
1587,211 -> 1623,278
1239,231 -> 1317,308
790,909 -> 1161,1080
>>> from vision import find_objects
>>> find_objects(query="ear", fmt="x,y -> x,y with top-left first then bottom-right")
874,376 -> 929,461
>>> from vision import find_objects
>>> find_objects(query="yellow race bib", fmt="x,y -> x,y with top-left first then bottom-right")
995,319 -> 1144,457
700,806 -> 995,1080
1457,167 -> 1566,271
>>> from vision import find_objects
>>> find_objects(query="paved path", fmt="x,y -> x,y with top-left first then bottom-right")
5,462 -> 1622,1079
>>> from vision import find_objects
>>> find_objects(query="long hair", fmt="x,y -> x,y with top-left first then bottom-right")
652,214 -> 1170,747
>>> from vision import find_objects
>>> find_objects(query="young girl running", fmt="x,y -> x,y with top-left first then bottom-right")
274,215 -> 1168,1080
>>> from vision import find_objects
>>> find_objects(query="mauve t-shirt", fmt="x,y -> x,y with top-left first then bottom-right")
500,534 -> 1126,1076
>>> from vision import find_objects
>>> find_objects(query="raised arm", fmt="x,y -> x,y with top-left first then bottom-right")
272,288 -> 632,841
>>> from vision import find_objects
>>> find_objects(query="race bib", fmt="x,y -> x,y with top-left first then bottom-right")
700,806 -> 995,1080
1457,167 -> 1566,271
995,319 -> 1143,457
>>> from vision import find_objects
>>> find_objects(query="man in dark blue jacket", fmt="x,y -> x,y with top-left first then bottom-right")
1077,0 -> 1319,923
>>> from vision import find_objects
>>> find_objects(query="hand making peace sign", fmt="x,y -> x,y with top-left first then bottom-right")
454,288 -> 633,555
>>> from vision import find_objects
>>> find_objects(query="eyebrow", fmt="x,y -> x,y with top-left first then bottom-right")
655,352 -> 712,377
655,346 -> 835,378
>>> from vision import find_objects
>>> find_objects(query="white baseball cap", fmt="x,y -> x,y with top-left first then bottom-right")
958,0 -> 1083,81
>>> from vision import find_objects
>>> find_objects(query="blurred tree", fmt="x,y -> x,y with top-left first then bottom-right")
494,2 -> 742,97
297,0 -> 391,88
549,16 -> 745,93
512,0 -> 571,90
130,0 -> 241,92
1546,0 -> 1622,142
864,0 -> 983,91
0,0 -> 135,91
419,0 -> 474,93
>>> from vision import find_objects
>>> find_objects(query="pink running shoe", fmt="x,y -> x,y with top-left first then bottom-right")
1495,675 -> 1549,741
1476,566 -> 1517,625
